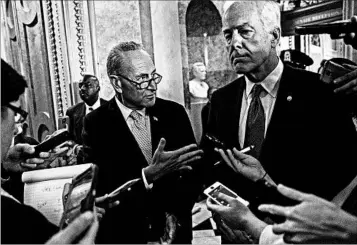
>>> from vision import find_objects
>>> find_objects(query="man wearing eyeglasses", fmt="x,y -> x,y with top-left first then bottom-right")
66,74 -> 107,145
1,59 -> 100,243
82,41 -> 203,243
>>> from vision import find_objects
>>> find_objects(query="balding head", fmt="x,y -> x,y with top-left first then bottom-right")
222,1 -> 281,81
223,1 -> 280,34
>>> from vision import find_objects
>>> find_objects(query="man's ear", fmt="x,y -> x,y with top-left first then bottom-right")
109,76 -> 122,93
271,27 -> 281,48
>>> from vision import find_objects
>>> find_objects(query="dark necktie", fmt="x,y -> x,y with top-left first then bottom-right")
130,110 -> 152,164
89,107 -> 93,112
244,84 -> 266,158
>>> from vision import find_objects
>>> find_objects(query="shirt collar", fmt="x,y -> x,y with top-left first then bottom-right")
85,98 -> 101,111
115,96 -> 146,121
245,59 -> 283,98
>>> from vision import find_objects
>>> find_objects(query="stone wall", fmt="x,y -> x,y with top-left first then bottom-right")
94,1 -> 142,100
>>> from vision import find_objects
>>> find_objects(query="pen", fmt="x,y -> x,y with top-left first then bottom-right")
214,145 -> 254,166
240,145 -> 254,154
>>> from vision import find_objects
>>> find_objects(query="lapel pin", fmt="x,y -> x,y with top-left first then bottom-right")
153,116 -> 158,121
287,96 -> 292,102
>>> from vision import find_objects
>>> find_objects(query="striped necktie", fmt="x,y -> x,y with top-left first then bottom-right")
244,84 -> 266,158
130,110 -> 152,164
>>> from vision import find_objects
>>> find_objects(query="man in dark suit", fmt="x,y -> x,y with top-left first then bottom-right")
82,41 -> 203,243
202,0 -> 357,216
66,74 -> 107,145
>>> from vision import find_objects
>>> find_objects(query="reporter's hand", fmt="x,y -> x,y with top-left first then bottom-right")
46,211 -> 99,244
49,141 -> 78,168
343,16 -> 357,49
334,69 -> 357,96
143,138 -> 203,184
258,184 -> 357,244
2,144 -> 53,173
206,194 -> 267,240
161,213 -> 178,244
211,212 -> 253,244
216,147 -> 268,182
330,16 -> 357,49
95,195 -> 120,210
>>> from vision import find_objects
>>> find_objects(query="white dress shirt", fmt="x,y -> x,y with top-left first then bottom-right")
85,98 -> 101,115
238,60 -> 284,148
115,96 -> 153,189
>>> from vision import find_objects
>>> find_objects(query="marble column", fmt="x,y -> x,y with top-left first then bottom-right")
150,1 -> 185,105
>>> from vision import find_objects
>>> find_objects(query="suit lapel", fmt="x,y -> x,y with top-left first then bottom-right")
223,78 -> 245,149
147,105 -> 162,152
265,65 -> 295,135
107,98 -> 148,168
261,65 -> 295,160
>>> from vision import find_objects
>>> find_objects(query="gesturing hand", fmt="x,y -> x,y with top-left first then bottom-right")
334,69 -> 357,96
144,138 -> 203,184
2,144 -> 55,173
206,194 -> 267,240
258,184 -> 357,244
216,147 -> 266,182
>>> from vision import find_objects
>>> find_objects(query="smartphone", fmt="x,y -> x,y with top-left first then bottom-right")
295,20 -> 357,35
106,178 -> 141,202
34,130 -> 71,155
60,164 -> 98,229
204,181 -> 249,206
58,116 -> 69,130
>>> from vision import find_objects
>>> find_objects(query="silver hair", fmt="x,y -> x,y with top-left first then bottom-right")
223,1 -> 281,33
106,41 -> 143,77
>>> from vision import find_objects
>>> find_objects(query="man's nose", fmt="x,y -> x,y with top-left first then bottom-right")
232,30 -> 243,49
147,80 -> 157,91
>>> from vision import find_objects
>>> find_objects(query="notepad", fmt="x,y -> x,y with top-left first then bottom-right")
22,164 -> 91,226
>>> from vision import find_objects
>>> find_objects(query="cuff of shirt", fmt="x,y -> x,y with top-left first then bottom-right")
259,225 -> 285,245
142,168 -> 153,190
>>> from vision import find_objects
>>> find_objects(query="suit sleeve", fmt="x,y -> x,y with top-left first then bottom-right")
65,109 -> 75,143
199,92 -> 222,185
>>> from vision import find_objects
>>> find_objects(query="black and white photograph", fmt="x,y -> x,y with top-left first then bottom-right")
1,0 -> 357,244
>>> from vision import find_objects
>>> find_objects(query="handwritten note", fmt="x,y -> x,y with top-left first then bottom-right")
22,164 -> 91,226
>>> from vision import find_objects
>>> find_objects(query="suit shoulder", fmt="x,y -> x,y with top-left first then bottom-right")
286,66 -> 331,93
66,102 -> 84,115
155,97 -> 185,111
84,100 -> 112,123
212,77 -> 242,101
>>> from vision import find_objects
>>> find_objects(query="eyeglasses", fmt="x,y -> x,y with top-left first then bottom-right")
114,73 -> 162,90
5,104 -> 28,124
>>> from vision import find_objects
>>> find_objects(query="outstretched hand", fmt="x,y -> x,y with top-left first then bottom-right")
330,16 -> 357,49
144,138 -> 203,183
2,144 -> 56,173
334,69 -> 357,96
206,193 -> 266,240
258,184 -> 357,244
216,147 -> 268,182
